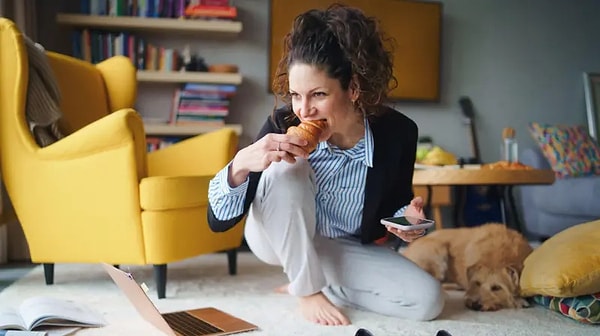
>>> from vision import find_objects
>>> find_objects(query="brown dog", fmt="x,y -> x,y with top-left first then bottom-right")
402,223 -> 533,311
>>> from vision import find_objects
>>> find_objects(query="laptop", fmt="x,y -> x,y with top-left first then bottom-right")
101,263 -> 259,336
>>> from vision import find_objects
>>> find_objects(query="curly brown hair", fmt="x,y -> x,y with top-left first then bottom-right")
272,3 -> 397,119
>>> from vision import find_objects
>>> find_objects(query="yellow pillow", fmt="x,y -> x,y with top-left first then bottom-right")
520,220 -> 600,297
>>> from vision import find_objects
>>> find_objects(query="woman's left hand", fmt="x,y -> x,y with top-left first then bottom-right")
404,196 -> 425,218
386,197 -> 427,243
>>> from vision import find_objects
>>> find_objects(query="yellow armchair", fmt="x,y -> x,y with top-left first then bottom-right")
0,18 -> 245,298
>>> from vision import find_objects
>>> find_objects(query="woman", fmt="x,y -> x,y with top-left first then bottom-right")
208,4 -> 444,326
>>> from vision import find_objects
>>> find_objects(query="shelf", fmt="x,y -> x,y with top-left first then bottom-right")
56,13 -> 242,34
144,123 -> 242,136
137,71 -> 242,84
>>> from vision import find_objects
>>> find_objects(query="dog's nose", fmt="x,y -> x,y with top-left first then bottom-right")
467,300 -> 483,311
465,300 -> 483,310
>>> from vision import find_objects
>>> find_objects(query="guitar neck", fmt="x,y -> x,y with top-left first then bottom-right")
459,97 -> 482,164
469,121 -> 481,163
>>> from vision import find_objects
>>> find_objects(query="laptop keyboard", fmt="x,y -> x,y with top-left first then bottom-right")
163,311 -> 224,335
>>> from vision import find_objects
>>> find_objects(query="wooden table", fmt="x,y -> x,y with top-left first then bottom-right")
412,168 -> 555,232
413,186 -> 451,230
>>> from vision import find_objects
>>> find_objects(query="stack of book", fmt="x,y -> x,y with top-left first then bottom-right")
185,0 -> 237,20
72,30 -> 181,70
169,83 -> 236,126
79,0 -> 237,20
80,0 -> 191,18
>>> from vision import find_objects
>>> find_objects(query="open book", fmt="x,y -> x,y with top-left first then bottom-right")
0,296 -> 106,332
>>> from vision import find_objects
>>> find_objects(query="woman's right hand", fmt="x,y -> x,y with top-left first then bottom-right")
228,133 -> 309,187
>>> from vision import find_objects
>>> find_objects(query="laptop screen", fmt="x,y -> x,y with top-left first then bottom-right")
101,263 -> 176,336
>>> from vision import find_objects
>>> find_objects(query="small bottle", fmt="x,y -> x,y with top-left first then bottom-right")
501,127 -> 518,163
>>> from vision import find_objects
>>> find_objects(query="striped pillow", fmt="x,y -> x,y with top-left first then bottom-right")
528,122 -> 600,178
533,293 -> 600,324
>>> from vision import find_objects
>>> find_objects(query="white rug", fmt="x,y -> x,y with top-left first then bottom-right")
0,252 -> 596,336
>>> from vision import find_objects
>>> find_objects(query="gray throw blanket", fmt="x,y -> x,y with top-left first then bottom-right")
24,36 -> 65,147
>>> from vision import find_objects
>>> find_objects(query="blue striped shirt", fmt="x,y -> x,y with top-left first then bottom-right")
208,119 -> 408,238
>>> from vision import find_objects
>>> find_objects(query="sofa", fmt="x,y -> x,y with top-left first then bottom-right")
519,146 -> 600,240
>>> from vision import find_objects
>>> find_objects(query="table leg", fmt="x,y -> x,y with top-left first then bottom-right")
424,185 -> 433,218
505,185 -> 523,233
423,185 -> 444,231
452,186 -> 466,228
497,185 -> 523,233
498,185 -> 507,224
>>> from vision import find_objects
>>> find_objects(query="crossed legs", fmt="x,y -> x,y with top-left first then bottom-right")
244,159 -> 347,324
244,159 -> 444,324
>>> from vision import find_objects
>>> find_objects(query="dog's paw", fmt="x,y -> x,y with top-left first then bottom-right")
518,297 -> 531,308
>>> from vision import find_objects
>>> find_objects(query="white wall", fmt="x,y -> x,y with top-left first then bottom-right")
399,0 -> 600,163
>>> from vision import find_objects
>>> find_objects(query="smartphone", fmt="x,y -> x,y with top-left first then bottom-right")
380,215 -> 435,231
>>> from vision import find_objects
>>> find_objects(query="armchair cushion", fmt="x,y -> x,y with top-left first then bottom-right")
528,122 -> 600,178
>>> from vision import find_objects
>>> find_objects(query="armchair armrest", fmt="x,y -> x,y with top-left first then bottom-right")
140,175 -> 212,210
39,108 -> 147,178
96,56 -> 137,112
148,127 -> 238,176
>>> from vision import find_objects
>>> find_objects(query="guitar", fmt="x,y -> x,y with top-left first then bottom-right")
455,96 -> 502,226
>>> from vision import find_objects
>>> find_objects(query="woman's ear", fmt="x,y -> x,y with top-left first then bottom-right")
349,76 -> 360,103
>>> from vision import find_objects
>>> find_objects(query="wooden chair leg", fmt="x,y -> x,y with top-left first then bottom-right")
432,206 -> 443,230
227,249 -> 237,275
43,263 -> 54,285
154,264 -> 167,299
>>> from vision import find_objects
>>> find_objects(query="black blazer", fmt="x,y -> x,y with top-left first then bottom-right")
208,105 -> 418,244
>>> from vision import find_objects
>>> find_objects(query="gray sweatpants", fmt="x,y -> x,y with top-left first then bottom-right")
244,159 -> 444,321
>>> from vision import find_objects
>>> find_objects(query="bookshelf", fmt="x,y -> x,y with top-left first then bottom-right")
57,3 -> 244,142
144,123 -> 243,136
56,13 -> 242,35
137,70 -> 242,84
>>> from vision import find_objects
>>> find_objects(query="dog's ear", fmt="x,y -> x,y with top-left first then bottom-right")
466,264 -> 482,280
504,265 -> 520,286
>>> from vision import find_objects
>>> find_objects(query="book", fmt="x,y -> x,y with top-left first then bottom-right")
0,296 -> 106,332
0,331 -> 47,336
0,327 -> 80,336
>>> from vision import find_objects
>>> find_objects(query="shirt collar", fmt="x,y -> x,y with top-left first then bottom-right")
364,118 -> 374,167
315,118 -> 374,168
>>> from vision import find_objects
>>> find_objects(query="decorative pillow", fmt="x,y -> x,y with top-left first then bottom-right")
528,122 -> 600,178
533,293 -> 600,324
520,220 -> 600,297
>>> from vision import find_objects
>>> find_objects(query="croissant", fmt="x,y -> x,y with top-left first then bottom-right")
286,120 -> 328,153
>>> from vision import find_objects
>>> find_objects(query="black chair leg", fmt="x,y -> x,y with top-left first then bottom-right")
43,263 -> 54,285
154,264 -> 167,299
227,249 -> 237,275
113,265 -> 120,269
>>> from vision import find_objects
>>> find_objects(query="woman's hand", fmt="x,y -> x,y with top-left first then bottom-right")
404,196 -> 425,218
386,197 -> 427,243
228,133 -> 309,187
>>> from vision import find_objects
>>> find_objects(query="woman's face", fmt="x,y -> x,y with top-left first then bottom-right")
288,63 -> 358,136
